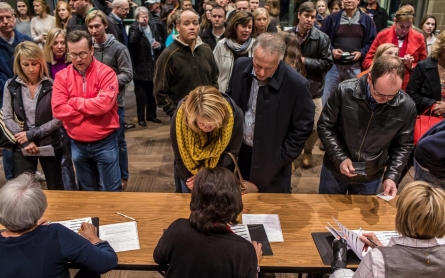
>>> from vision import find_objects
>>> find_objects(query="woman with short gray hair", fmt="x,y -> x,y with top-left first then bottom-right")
0,173 -> 118,277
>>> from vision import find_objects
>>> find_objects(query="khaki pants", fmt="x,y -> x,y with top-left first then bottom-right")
304,98 -> 323,153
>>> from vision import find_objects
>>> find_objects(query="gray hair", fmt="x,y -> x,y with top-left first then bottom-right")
0,2 -> 14,14
0,173 -> 47,232
135,6 -> 149,18
252,32 -> 285,59
176,9 -> 199,24
112,0 -> 129,9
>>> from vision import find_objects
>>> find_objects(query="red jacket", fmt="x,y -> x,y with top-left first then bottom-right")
52,58 -> 119,142
362,27 -> 427,90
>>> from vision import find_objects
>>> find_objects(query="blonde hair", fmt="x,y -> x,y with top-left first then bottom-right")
253,8 -> 270,37
85,10 -> 108,26
43,28 -> 70,65
55,1 -> 72,29
395,181 -> 445,239
13,41 -> 49,83
394,5 -> 414,23
430,30 -> 445,60
264,0 -> 279,17
182,86 -> 229,133
315,0 -> 330,16
33,0 -> 50,17
373,43 -> 398,64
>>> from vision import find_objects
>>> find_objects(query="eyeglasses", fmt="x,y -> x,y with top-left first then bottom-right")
0,16 -> 14,22
68,51 -> 89,59
119,6 -> 130,11
372,86 -> 398,100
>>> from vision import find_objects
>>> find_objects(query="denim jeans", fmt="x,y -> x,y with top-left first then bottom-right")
322,62 -> 362,105
61,128 -> 77,190
319,164 -> 381,195
180,179 -> 191,193
414,159 -> 445,188
117,107 -> 129,180
71,131 -> 121,191
2,148 -> 14,180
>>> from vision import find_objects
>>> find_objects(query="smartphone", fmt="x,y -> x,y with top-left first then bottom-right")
351,162 -> 366,176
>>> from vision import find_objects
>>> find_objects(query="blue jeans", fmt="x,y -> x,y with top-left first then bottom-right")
61,128 -> 77,190
117,107 -> 129,180
414,159 -> 445,188
322,62 -> 362,105
2,148 -> 14,180
71,132 -> 121,191
319,164 -> 381,195
180,179 -> 191,193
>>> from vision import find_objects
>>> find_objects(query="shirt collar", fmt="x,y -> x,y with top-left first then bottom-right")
111,12 -> 123,22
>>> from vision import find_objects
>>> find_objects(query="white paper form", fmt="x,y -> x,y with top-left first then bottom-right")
55,217 -> 92,233
99,222 -> 140,252
22,145 -> 55,156
230,224 -> 252,242
352,230 -> 399,246
242,214 -> 284,242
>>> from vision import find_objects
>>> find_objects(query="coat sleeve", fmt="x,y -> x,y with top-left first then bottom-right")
52,73 -> 85,124
362,33 -> 380,70
317,85 -> 350,168
383,104 -> 416,183
2,81 -> 23,135
405,63 -> 436,114
116,47 -> 133,86
26,118 -> 62,142
67,69 -> 119,116
410,37 -> 428,71
219,104 -> 243,170
303,36 -> 334,74
154,51 -> 176,116
30,18 -> 40,43
359,18 -> 376,61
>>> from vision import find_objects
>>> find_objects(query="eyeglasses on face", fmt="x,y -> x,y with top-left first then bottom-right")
372,85 -> 398,100
68,51 -> 89,59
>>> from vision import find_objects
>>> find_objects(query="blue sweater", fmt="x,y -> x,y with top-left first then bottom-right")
415,120 -> 445,179
0,224 -> 118,277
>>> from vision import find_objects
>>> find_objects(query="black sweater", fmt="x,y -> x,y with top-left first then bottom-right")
153,218 -> 258,278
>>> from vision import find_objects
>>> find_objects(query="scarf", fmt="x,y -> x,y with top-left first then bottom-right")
176,101 -> 234,175
392,27 -> 409,58
225,38 -> 254,55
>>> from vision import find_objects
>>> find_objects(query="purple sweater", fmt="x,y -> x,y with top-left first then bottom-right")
50,56 -> 68,78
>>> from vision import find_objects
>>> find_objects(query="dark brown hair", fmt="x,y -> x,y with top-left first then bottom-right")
370,56 -> 405,84
224,11 -> 253,40
65,30 -> 93,49
281,32 -> 306,77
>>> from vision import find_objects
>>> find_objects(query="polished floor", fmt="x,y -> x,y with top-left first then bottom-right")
0,85 -> 413,278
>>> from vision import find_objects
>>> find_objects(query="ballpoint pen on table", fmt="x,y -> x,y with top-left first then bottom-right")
116,212 -> 137,221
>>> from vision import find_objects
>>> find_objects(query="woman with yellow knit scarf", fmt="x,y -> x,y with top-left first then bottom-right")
171,86 -> 244,193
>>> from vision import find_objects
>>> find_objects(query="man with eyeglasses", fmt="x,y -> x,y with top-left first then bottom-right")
67,0 -> 96,33
106,0 -> 130,46
318,56 -> 417,197
52,30 -> 121,192
0,2 -> 31,181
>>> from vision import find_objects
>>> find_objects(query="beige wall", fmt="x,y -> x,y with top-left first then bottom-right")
427,0 -> 445,34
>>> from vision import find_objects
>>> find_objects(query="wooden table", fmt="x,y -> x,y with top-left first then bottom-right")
40,192 -> 398,273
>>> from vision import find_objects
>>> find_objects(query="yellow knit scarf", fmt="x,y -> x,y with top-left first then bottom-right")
176,101 -> 234,175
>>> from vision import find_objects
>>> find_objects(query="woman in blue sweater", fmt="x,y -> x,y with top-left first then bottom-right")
0,173 -> 118,277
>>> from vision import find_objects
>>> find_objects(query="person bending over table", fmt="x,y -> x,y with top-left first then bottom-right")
330,181 -> 445,278
0,173 -> 118,278
171,86 -> 243,193
153,167 -> 262,278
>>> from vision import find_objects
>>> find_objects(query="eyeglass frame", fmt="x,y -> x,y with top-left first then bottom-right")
371,83 -> 399,100
68,51 -> 89,59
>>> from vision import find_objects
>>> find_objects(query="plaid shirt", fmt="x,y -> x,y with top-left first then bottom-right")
295,26 -> 310,44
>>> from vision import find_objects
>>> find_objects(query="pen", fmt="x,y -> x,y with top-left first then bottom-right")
78,220 -> 90,234
116,212 -> 137,221
366,237 -> 379,248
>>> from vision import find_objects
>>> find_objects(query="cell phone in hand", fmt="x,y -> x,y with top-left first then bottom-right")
351,162 -> 366,176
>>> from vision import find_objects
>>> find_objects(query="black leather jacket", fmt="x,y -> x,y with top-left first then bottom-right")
318,75 -> 417,183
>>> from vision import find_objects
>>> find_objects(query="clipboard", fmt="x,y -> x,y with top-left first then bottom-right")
311,232 -> 360,265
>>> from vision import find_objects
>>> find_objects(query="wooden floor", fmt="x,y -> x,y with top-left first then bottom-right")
0,84 -> 414,278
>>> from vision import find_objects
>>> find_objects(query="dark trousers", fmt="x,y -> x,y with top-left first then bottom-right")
61,128 -> 77,190
13,146 -> 64,190
238,143 -> 253,181
134,79 -> 156,122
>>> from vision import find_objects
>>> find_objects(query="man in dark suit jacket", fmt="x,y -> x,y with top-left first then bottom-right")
106,0 -> 130,46
226,33 -> 315,193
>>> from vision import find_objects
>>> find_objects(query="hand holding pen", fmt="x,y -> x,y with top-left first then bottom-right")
359,232 -> 383,252
78,221 -> 101,244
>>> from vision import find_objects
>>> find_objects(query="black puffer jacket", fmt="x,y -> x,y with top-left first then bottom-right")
128,21 -> 162,81
318,75 -> 417,183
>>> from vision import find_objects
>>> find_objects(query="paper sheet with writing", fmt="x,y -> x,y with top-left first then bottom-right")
230,224 -> 252,242
325,217 -> 365,259
242,214 -> 284,242
55,217 -> 92,233
22,145 -> 55,156
99,222 -> 140,252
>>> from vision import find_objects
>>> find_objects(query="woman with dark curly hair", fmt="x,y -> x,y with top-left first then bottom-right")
153,167 -> 262,278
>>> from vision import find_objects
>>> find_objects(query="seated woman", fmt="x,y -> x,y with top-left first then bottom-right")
3,41 -> 63,190
420,15 -> 437,56
357,43 -> 399,78
171,86 -> 243,193
214,11 -> 254,92
0,173 -> 118,277
153,167 -> 262,278
406,31 -> 445,116
252,8 -> 277,38
330,180 -> 445,278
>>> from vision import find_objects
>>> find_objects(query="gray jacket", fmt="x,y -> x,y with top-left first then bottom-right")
93,34 -> 133,107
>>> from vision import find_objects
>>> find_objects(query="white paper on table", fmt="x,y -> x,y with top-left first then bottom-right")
242,214 -> 284,242
55,217 -> 92,233
352,230 -> 400,247
99,222 -> 140,252
230,224 -> 252,242
22,145 -> 55,156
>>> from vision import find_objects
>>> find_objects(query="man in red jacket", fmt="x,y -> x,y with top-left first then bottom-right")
52,30 -> 121,191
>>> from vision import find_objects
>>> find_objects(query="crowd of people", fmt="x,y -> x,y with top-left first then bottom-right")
1,0 -> 445,275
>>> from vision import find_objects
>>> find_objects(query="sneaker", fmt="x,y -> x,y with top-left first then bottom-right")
35,170 -> 46,182
302,153 -> 313,168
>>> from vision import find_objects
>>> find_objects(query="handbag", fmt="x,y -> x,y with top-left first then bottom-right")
414,104 -> 444,145
225,152 -> 259,193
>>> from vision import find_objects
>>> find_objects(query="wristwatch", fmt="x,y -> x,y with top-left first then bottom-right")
94,240 -> 107,246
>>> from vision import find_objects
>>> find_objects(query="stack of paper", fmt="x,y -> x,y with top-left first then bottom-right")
242,214 -> 284,242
